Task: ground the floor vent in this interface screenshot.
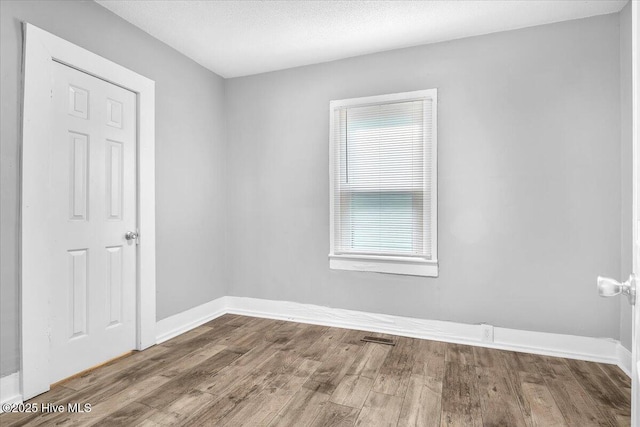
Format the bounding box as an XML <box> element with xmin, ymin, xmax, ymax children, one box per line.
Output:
<box><xmin>361</xmin><ymin>336</ymin><xmax>396</xmax><ymax>346</ymax></box>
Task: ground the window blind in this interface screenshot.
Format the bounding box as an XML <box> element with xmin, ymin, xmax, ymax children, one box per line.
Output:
<box><xmin>332</xmin><ymin>98</ymin><xmax>433</xmax><ymax>258</ymax></box>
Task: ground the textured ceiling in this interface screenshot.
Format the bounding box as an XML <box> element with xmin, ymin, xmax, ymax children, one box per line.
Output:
<box><xmin>96</xmin><ymin>0</ymin><xmax>627</xmax><ymax>78</ymax></box>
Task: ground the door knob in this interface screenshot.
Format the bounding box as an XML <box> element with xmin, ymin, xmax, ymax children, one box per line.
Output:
<box><xmin>125</xmin><ymin>231</ymin><xmax>138</xmax><ymax>241</ymax></box>
<box><xmin>597</xmin><ymin>274</ymin><xmax>636</xmax><ymax>305</ymax></box>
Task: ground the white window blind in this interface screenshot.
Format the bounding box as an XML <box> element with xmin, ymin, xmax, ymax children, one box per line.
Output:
<box><xmin>329</xmin><ymin>90</ymin><xmax>437</xmax><ymax>276</ymax></box>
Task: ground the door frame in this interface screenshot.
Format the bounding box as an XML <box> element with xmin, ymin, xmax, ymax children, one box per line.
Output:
<box><xmin>633</xmin><ymin>0</ymin><xmax>639</xmax><ymax>425</ymax></box>
<box><xmin>20</xmin><ymin>23</ymin><xmax>156</xmax><ymax>400</ymax></box>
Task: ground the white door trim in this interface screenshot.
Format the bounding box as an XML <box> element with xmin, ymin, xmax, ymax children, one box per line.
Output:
<box><xmin>632</xmin><ymin>1</ymin><xmax>639</xmax><ymax>425</ymax></box>
<box><xmin>20</xmin><ymin>23</ymin><xmax>156</xmax><ymax>400</ymax></box>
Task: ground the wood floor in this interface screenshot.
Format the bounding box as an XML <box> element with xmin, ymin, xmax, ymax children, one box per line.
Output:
<box><xmin>1</xmin><ymin>314</ymin><xmax>631</xmax><ymax>426</ymax></box>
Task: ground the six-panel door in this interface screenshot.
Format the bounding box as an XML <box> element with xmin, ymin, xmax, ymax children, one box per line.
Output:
<box><xmin>49</xmin><ymin>62</ymin><xmax>137</xmax><ymax>384</ymax></box>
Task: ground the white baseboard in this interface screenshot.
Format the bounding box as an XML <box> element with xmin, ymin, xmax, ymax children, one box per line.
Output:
<box><xmin>117</xmin><ymin>295</ymin><xmax>640</xmax><ymax>380</ymax></box>
<box><xmin>223</xmin><ymin>296</ymin><xmax>623</xmax><ymax>367</ymax></box>
<box><xmin>156</xmin><ymin>296</ymin><xmax>632</xmax><ymax>375</ymax></box>
<box><xmin>617</xmin><ymin>343</ymin><xmax>632</xmax><ymax>377</ymax></box>
<box><xmin>1</xmin><ymin>372</ymin><xmax>22</xmax><ymax>409</ymax></box>
<box><xmin>156</xmin><ymin>296</ymin><xmax>229</xmax><ymax>344</ymax></box>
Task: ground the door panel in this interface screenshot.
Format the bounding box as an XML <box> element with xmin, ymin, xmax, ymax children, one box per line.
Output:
<box><xmin>68</xmin><ymin>249</ymin><xmax>88</xmax><ymax>338</ymax></box>
<box><xmin>49</xmin><ymin>62</ymin><xmax>137</xmax><ymax>384</ymax></box>
<box><xmin>106</xmin><ymin>245</ymin><xmax>124</xmax><ymax>327</ymax></box>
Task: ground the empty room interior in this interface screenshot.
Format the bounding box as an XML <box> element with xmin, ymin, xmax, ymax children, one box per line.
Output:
<box><xmin>1</xmin><ymin>0</ymin><xmax>638</xmax><ymax>426</ymax></box>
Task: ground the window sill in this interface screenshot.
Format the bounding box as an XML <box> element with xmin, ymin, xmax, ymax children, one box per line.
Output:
<box><xmin>329</xmin><ymin>254</ymin><xmax>438</xmax><ymax>277</ymax></box>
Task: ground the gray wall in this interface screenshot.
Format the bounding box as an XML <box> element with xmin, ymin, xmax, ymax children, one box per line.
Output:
<box><xmin>0</xmin><ymin>0</ymin><xmax>228</xmax><ymax>376</ymax></box>
<box><xmin>619</xmin><ymin>1</ymin><xmax>633</xmax><ymax>351</ymax></box>
<box><xmin>225</xmin><ymin>14</ymin><xmax>623</xmax><ymax>339</ymax></box>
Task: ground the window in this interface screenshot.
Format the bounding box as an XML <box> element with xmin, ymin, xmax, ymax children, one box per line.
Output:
<box><xmin>329</xmin><ymin>89</ymin><xmax>438</xmax><ymax>276</ymax></box>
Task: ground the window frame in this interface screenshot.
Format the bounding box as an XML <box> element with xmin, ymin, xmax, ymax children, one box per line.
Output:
<box><xmin>328</xmin><ymin>89</ymin><xmax>438</xmax><ymax>277</ymax></box>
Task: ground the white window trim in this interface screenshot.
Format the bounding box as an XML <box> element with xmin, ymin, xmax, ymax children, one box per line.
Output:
<box><xmin>328</xmin><ymin>89</ymin><xmax>438</xmax><ymax>277</ymax></box>
<box><xmin>21</xmin><ymin>23</ymin><xmax>156</xmax><ymax>399</ymax></box>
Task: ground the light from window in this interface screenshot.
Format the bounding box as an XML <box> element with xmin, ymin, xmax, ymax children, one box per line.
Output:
<box><xmin>329</xmin><ymin>89</ymin><xmax>437</xmax><ymax>277</ymax></box>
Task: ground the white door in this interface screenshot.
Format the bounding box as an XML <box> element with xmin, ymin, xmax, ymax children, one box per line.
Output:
<box><xmin>48</xmin><ymin>61</ymin><xmax>137</xmax><ymax>384</ymax></box>
<box><xmin>598</xmin><ymin>3</ymin><xmax>639</xmax><ymax>425</ymax></box>
<box><xmin>633</xmin><ymin>2</ymin><xmax>639</xmax><ymax>425</ymax></box>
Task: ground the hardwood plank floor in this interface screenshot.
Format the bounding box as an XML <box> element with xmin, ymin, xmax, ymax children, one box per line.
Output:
<box><xmin>1</xmin><ymin>315</ymin><xmax>630</xmax><ymax>427</ymax></box>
